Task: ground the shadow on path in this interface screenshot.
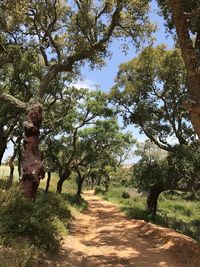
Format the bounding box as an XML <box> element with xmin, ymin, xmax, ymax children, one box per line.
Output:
<box><xmin>49</xmin><ymin>191</ymin><xmax>200</xmax><ymax>267</ymax></box>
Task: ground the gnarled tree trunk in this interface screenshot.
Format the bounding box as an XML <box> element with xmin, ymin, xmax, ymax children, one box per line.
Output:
<box><xmin>21</xmin><ymin>105</ymin><xmax>45</xmax><ymax>199</ymax></box>
<box><xmin>56</xmin><ymin>168</ymin><xmax>71</xmax><ymax>194</ymax></box>
<box><xmin>147</xmin><ymin>182</ymin><xmax>165</xmax><ymax>217</ymax></box>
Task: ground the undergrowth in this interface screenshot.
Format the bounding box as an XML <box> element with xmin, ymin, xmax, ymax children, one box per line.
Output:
<box><xmin>0</xmin><ymin>186</ymin><xmax>71</xmax><ymax>252</ymax></box>
<box><xmin>0</xmin><ymin>171</ymin><xmax>88</xmax><ymax>267</ymax></box>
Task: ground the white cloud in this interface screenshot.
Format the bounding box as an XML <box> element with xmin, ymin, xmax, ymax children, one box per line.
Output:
<box><xmin>70</xmin><ymin>79</ymin><xmax>101</xmax><ymax>90</ymax></box>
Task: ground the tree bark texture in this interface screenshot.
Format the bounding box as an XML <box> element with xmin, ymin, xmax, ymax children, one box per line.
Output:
<box><xmin>167</xmin><ymin>0</ymin><xmax>200</xmax><ymax>138</ymax></box>
<box><xmin>21</xmin><ymin>105</ymin><xmax>45</xmax><ymax>199</ymax></box>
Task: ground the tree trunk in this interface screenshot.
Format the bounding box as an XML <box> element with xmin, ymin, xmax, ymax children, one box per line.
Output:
<box><xmin>56</xmin><ymin>179</ymin><xmax>64</xmax><ymax>194</ymax></box>
<box><xmin>75</xmin><ymin>168</ymin><xmax>84</xmax><ymax>196</ymax></box>
<box><xmin>77</xmin><ymin>177</ymin><xmax>83</xmax><ymax>196</ymax></box>
<box><xmin>103</xmin><ymin>173</ymin><xmax>110</xmax><ymax>192</ymax></box>
<box><xmin>20</xmin><ymin>105</ymin><xmax>45</xmax><ymax>199</ymax></box>
<box><xmin>147</xmin><ymin>183</ymin><xmax>165</xmax><ymax>217</ymax></box>
<box><xmin>7</xmin><ymin>151</ymin><xmax>16</xmax><ymax>188</ymax></box>
<box><xmin>45</xmin><ymin>170</ymin><xmax>51</xmax><ymax>194</ymax></box>
<box><xmin>56</xmin><ymin>168</ymin><xmax>71</xmax><ymax>194</ymax></box>
<box><xmin>0</xmin><ymin>132</ymin><xmax>7</xmax><ymax>166</ymax></box>
<box><xmin>17</xmin><ymin>136</ymin><xmax>22</xmax><ymax>180</ymax></box>
<box><xmin>7</xmin><ymin>136</ymin><xmax>22</xmax><ymax>188</ymax></box>
<box><xmin>186</xmin><ymin>75</ymin><xmax>200</xmax><ymax>139</ymax></box>
<box><xmin>167</xmin><ymin>1</ymin><xmax>200</xmax><ymax>138</ymax></box>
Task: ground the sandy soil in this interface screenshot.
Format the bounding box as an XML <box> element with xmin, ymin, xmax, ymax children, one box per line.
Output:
<box><xmin>47</xmin><ymin>190</ymin><xmax>200</xmax><ymax>267</ymax></box>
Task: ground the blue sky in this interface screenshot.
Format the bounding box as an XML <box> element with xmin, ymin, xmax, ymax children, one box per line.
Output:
<box><xmin>2</xmin><ymin>0</ymin><xmax>174</xmax><ymax>163</ymax></box>
<box><xmin>77</xmin><ymin>0</ymin><xmax>174</xmax><ymax>151</ymax></box>
<box><xmin>80</xmin><ymin>0</ymin><xmax>174</xmax><ymax>92</ymax></box>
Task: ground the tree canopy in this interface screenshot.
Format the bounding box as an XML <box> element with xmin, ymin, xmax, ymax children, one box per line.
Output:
<box><xmin>111</xmin><ymin>46</ymin><xmax>195</xmax><ymax>151</ymax></box>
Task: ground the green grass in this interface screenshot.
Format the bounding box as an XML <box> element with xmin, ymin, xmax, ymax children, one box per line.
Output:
<box><xmin>0</xmin><ymin>165</ymin><xmax>77</xmax><ymax>195</ymax></box>
<box><xmin>99</xmin><ymin>186</ymin><xmax>200</xmax><ymax>244</ymax></box>
<box><xmin>0</xmin><ymin>165</ymin><xmax>18</xmax><ymax>180</ymax></box>
<box><xmin>0</xmin><ymin>165</ymin><xmax>88</xmax><ymax>266</ymax></box>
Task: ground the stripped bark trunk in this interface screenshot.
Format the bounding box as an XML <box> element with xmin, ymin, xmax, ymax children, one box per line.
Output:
<box><xmin>20</xmin><ymin>105</ymin><xmax>45</xmax><ymax>199</ymax></box>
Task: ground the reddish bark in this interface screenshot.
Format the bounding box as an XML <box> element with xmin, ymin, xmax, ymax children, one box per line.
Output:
<box><xmin>167</xmin><ymin>0</ymin><xmax>200</xmax><ymax>138</ymax></box>
<box><xmin>21</xmin><ymin>105</ymin><xmax>45</xmax><ymax>199</ymax></box>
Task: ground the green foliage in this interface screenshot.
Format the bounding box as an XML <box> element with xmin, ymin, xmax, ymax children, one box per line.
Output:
<box><xmin>111</xmin><ymin>46</ymin><xmax>194</xmax><ymax>150</ymax></box>
<box><xmin>94</xmin><ymin>185</ymin><xmax>106</xmax><ymax>195</ymax></box>
<box><xmin>41</xmin><ymin>87</ymin><xmax>135</xmax><ymax>194</ymax></box>
<box><xmin>0</xmin><ymin>0</ymin><xmax>153</xmax><ymax>98</ymax></box>
<box><xmin>0</xmin><ymin>178</ymin><xmax>9</xmax><ymax>190</ymax></box>
<box><xmin>133</xmin><ymin>159</ymin><xmax>168</xmax><ymax>193</ymax></box>
<box><xmin>167</xmin><ymin>143</ymin><xmax>200</xmax><ymax>191</ymax></box>
<box><xmin>109</xmin><ymin>167</ymin><xmax>133</xmax><ymax>187</ymax></box>
<box><xmin>121</xmin><ymin>191</ymin><xmax>130</xmax><ymax>199</ymax></box>
<box><xmin>0</xmin><ymin>186</ymin><xmax>71</xmax><ymax>252</ymax></box>
<box><xmin>133</xmin><ymin>142</ymin><xmax>200</xmax><ymax>194</ymax></box>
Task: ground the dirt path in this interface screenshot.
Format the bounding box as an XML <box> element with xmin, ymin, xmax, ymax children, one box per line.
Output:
<box><xmin>51</xmin><ymin>191</ymin><xmax>200</xmax><ymax>267</ymax></box>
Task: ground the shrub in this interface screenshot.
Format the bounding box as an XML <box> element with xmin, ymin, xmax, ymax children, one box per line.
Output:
<box><xmin>94</xmin><ymin>185</ymin><xmax>105</xmax><ymax>195</ymax></box>
<box><xmin>122</xmin><ymin>191</ymin><xmax>130</xmax><ymax>199</ymax></box>
<box><xmin>0</xmin><ymin>186</ymin><xmax>71</xmax><ymax>252</ymax></box>
<box><xmin>0</xmin><ymin>178</ymin><xmax>9</xmax><ymax>190</ymax></box>
<box><xmin>0</xmin><ymin>238</ymin><xmax>40</xmax><ymax>267</ymax></box>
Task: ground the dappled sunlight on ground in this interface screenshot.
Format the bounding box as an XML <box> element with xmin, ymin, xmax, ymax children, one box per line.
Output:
<box><xmin>46</xmin><ymin>190</ymin><xmax>200</xmax><ymax>267</ymax></box>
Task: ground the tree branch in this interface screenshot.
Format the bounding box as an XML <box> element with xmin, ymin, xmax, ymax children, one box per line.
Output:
<box><xmin>0</xmin><ymin>90</ymin><xmax>27</xmax><ymax>111</ymax></box>
<box><xmin>39</xmin><ymin>1</ymin><xmax>123</xmax><ymax>96</ymax></box>
<box><xmin>167</xmin><ymin>0</ymin><xmax>198</xmax><ymax>75</ymax></box>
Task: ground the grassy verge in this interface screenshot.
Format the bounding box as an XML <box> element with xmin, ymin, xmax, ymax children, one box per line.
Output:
<box><xmin>0</xmin><ymin>165</ymin><xmax>87</xmax><ymax>266</ymax></box>
<box><xmin>97</xmin><ymin>185</ymin><xmax>200</xmax><ymax>244</ymax></box>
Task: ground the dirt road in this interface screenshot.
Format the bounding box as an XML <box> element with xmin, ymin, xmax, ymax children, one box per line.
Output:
<box><xmin>53</xmin><ymin>191</ymin><xmax>200</xmax><ymax>267</ymax></box>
